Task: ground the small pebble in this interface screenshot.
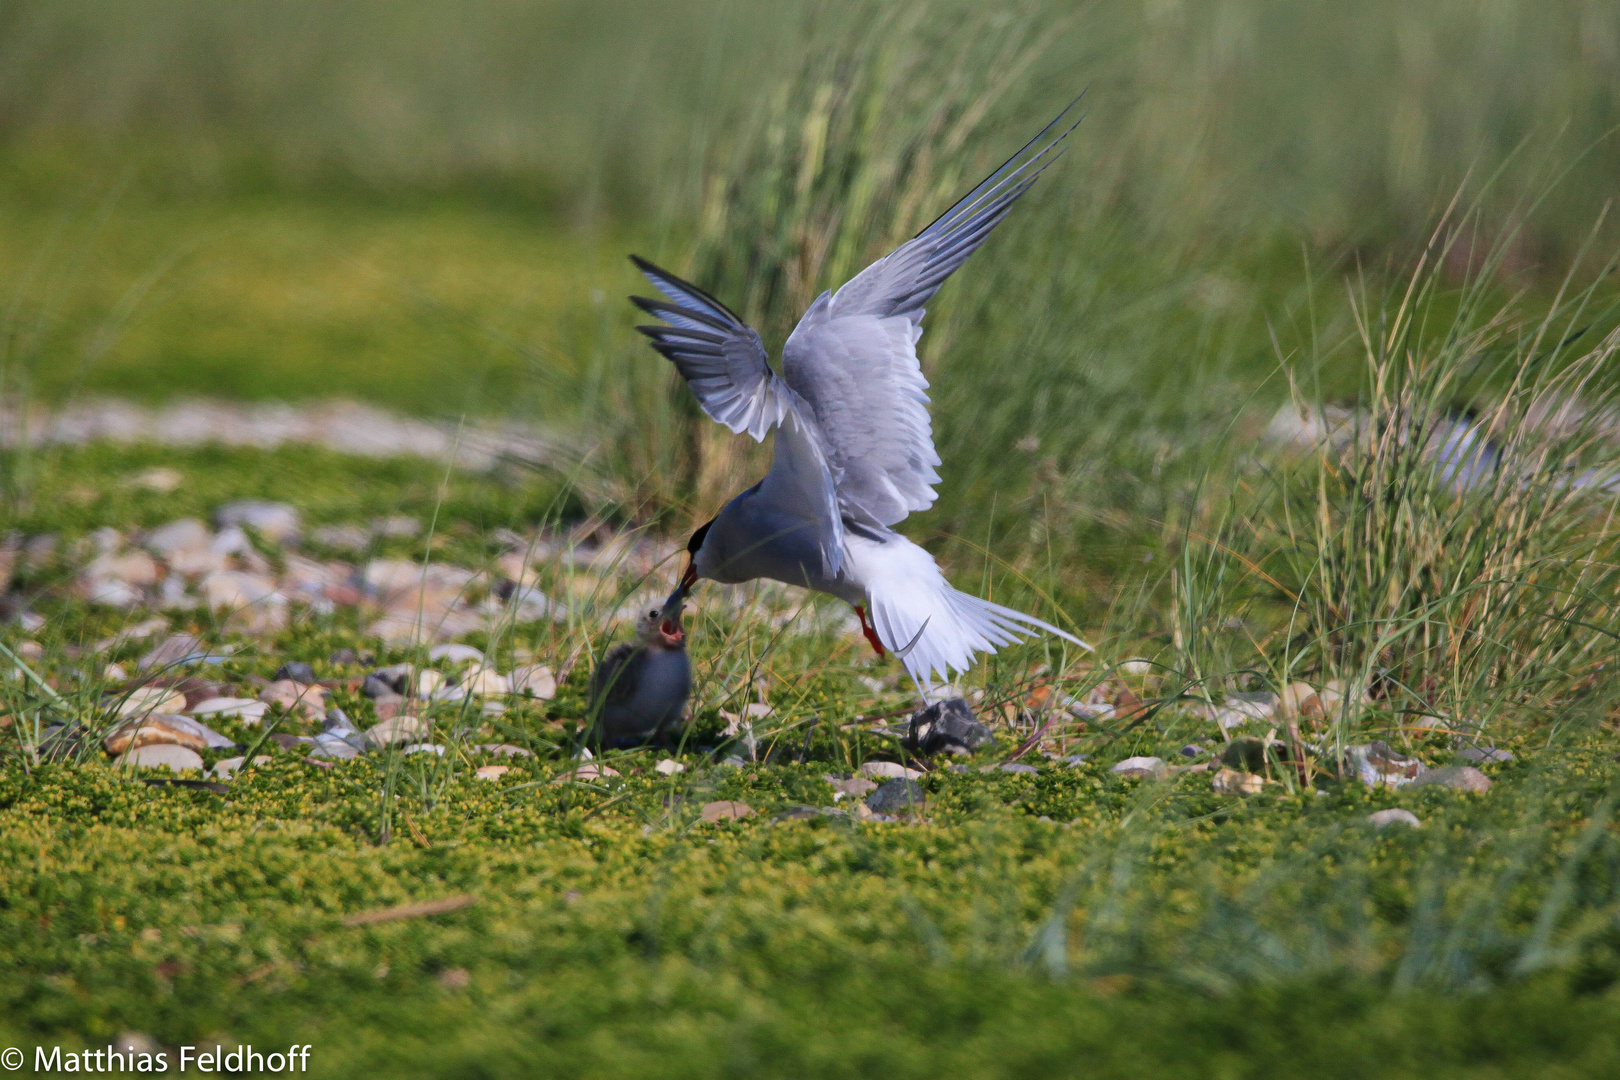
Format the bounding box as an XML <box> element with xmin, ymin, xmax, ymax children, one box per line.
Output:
<box><xmin>272</xmin><ymin>661</ymin><xmax>318</xmax><ymax>684</ymax></box>
<box><xmin>857</xmin><ymin>761</ymin><xmax>923</xmax><ymax>781</ymax></box>
<box><xmin>120</xmin><ymin>744</ymin><xmax>205</xmax><ymax>773</ymax></box>
<box><xmin>1368</xmin><ymin>808</ymin><xmax>1422</xmax><ymax>829</ymax></box>
<box><xmin>700</xmin><ymin>800</ymin><xmax>754</xmax><ymax>822</ymax></box>
<box><xmin>654</xmin><ymin>759</ymin><xmax>686</xmax><ymax>775</ymax></box>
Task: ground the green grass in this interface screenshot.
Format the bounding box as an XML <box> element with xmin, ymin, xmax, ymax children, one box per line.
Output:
<box><xmin>4</xmin><ymin>0</ymin><xmax>1620</xmax><ymax>1074</ymax></box>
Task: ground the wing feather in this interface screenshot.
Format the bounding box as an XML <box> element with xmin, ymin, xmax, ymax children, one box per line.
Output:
<box><xmin>782</xmin><ymin>103</ymin><xmax>1081</xmax><ymax>528</ymax></box>
<box><xmin>629</xmin><ymin>256</ymin><xmax>845</xmax><ymax>576</ymax></box>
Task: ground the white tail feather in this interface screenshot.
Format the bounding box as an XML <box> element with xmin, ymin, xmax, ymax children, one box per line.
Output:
<box><xmin>848</xmin><ymin>533</ymin><xmax>1089</xmax><ymax>687</ymax></box>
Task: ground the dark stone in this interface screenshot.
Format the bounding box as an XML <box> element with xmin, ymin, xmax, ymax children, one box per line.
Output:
<box><xmin>1179</xmin><ymin>744</ymin><xmax>1204</xmax><ymax>758</ymax></box>
<box><xmin>273</xmin><ymin>661</ymin><xmax>318</xmax><ymax>684</ymax></box>
<box><xmin>270</xmin><ymin>733</ymin><xmax>314</xmax><ymax>750</ymax></box>
<box><xmin>1457</xmin><ymin>745</ymin><xmax>1515</xmax><ymax>765</ymax></box>
<box><xmin>328</xmin><ymin>648</ymin><xmax>369</xmax><ymax>668</ymax></box>
<box><xmin>363</xmin><ymin>670</ymin><xmax>408</xmax><ymax>698</ymax></box>
<box><xmin>902</xmin><ymin>697</ymin><xmax>996</xmax><ymax>757</ymax></box>
<box><xmin>37</xmin><ymin>723</ymin><xmax>83</xmax><ymax>760</ymax></box>
<box><xmin>865</xmin><ymin>778</ymin><xmax>926</xmax><ymax>814</ymax></box>
<box><xmin>1222</xmin><ymin>736</ymin><xmax>1268</xmax><ymax>771</ymax></box>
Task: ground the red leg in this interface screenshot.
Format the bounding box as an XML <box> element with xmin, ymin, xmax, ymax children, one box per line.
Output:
<box><xmin>854</xmin><ymin>604</ymin><xmax>886</xmax><ymax>657</ymax></box>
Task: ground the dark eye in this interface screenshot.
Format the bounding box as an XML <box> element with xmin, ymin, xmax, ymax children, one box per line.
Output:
<box><xmin>648</xmin><ymin>610</ymin><xmax>657</xmax><ymax>617</ymax></box>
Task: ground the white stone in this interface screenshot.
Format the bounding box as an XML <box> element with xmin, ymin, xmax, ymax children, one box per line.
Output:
<box><xmin>216</xmin><ymin>500</ymin><xmax>301</xmax><ymax>543</ymax></box>
<box><xmin>1111</xmin><ymin>756</ymin><xmax>1166</xmax><ymax>776</ymax></box>
<box><xmin>210</xmin><ymin>755</ymin><xmax>272</xmax><ymax>779</ymax></box>
<box><xmin>475</xmin><ymin>764</ymin><xmax>510</xmax><ymax>780</ymax></box>
<box><xmin>114</xmin><ymin>686</ymin><xmax>188</xmax><ymax>718</ymax></box>
<box><xmin>858</xmin><ymin>761</ymin><xmax>923</xmax><ymax>781</ymax></box>
<box><xmin>508</xmin><ymin>664</ymin><xmax>556</xmax><ymax>699</ymax></box>
<box><xmin>142</xmin><ymin>518</ymin><xmax>212</xmax><ymax>557</ymax></box>
<box><xmin>201</xmin><ymin>570</ymin><xmax>281</xmax><ymax>611</ymax></box>
<box><xmin>363</xmin><ymin>714</ymin><xmax>428</xmax><ymax>749</ymax></box>
<box><xmin>188</xmin><ymin>697</ymin><xmax>269</xmax><ymax>724</ymax></box>
<box><xmin>120</xmin><ymin>744</ymin><xmax>204</xmax><ymax>773</ymax></box>
<box><xmin>403</xmin><ymin>743</ymin><xmax>444</xmax><ymax>755</ymax></box>
<box><xmin>1368</xmin><ymin>808</ymin><xmax>1422</xmax><ymax>829</ymax></box>
<box><xmin>429</xmin><ymin>643</ymin><xmax>484</xmax><ymax>664</ymax></box>
<box><xmin>654</xmin><ymin>759</ymin><xmax>686</xmax><ymax>775</ymax></box>
<box><xmin>1120</xmin><ymin>659</ymin><xmax>1155</xmax><ymax>676</ymax></box>
<box><xmin>84</xmin><ymin>577</ymin><xmax>143</xmax><ymax>609</ymax></box>
<box><xmin>461</xmin><ymin>667</ymin><xmax>509</xmax><ymax>696</ymax></box>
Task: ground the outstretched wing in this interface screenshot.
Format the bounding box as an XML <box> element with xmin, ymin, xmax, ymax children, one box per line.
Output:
<box><xmin>630</xmin><ymin>256</ymin><xmax>845</xmax><ymax>576</ymax></box>
<box><xmin>782</xmin><ymin>102</ymin><xmax>1081</xmax><ymax>529</ymax></box>
<box><xmin>630</xmin><ymin>255</ymin><xmax>790</xmax><ymax>442</ymax></box>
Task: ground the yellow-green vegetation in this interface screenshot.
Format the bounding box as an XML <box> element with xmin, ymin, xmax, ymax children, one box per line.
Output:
<box><xmin>4</xmin><ymin>0</ymin><xmax>1620</xmax><ymax>1075</ymax></box>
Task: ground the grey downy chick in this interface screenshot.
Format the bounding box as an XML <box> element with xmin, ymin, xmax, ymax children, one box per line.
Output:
<box><xmin>586</xmin><ymin>583</ymin><xmax>691</xmax><ymax>748</ymax></box>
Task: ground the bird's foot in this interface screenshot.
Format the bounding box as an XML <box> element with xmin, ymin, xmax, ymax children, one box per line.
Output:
<box><xmin>854</xmin><ymin>604</ymin><xmax>886</xmax><ymax>657</ymax></box>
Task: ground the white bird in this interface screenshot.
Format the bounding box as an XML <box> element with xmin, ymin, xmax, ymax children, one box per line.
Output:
<box><xmin>631</xmin><ymin>105</ymin><xmax>1089</xmax><ymax>689</ymax></box>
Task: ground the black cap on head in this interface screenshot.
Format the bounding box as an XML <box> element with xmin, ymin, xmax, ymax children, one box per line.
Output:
<box><xmin>687</xmin><ymin>518</ymin><xmax>713</xmax><ymax>556</ymax></box>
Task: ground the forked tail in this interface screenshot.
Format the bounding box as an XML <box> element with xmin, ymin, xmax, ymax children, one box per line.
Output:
<box><xmin>856</xmin><ymin>535</ymin><xmax>1089</xmax><ymax>690</ymax></box>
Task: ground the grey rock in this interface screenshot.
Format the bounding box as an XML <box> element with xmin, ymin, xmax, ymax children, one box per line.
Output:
<box><xmin>865</xmin><ymin>778</ymin><xmax>926</xmax><ymax>814</ymax></box>
<box><xmin>373</xmin><ymin>515</ymin><xmax>422</xmax><ymax>538</ymax></box>
<box><xmin>310</xmin><ymin>524</ymin><xmax>371</xmax><ymax>553</ymax></box>
<box><xmin>1224</xmin><ymin>691</ymin><xmax>1278</xmax><ymax>720</ymax></box>
<box><xmin>1179</xmin><ymin>744</ymin><xmax>1204</xmax><ymax>758</ymax></box>
<box><xmin>364</xmin><ymin>664</ymin><xmax>412</xmax><ymax>697</ymax></box>
<box><xmin>1368</xmin><ymin>808</ymin><xmax>1422</xmax><ymax>829</ymax></box>
<box><xmin>429</xmin><ymin>643</ymin><xmax>484</xmax><ymax>664</ymax></box>
<box><xmin>998</xmin><ymin>762</ymin><xmax>1040</xmax><ymax>775</ymax></box>
<box><xmin>1410</xmin><ymin>765</ymin><xmax>1493</xmax><ymax>794</ymax></box>
<box><xmin>274</xmin><ymin>661</ymin><xmax>319</xmax><ymax>684</ymax></box>
<box><xmin>138</xmin><ymin>633</ymin><xmax>207</xmax><ymax>671</ymax></box>
<box><xmin>121</xmin><ymin>743</ymin><xmax>205</xmax><ymax>773</ymax></box>
<box><xmin>142</xmin><ymin>518</ymin><xmax>212</xmax><ymax>557</ymax></box>
<box><xmin>328</xmin><ymin>648</ymin><xmax>366</xmax><ymax>667</ymax></box>
<box><xmin>1111</xmin><ymin>756</ymin><xmax>1166</xmax><ymax>778</ymax></box>
<box><xmin>1457</xmin><ymin>746</ymin><xmax>1515</xmax><ymax>765</ymax></box>
<box><xmin>216</xmin><ymin>500</ymin><xmax>301</xmax><ymax>544</ymax></box>
<box><xmin>37</xmin><ymin>723</ymin><xmax>83</xmax><ymax>759</ymax></box>
<box><xmin>309</xmin><ymin>732</ymin><xmax>362</xmax><ymax>760</ymax></box>
<box><xmin>1060</xmin><ymin>755</ymin><xmax>1089</xmax><ymax>767</ymax></box>
<box><xmin>403</xmin><ymin>743</ymin><xmax>445</xmax><ymax>755</ymax></box>
<box><xmin>324</xmin><ymin>708</ymin><xmax>361</xmax><ymax>738</ymax></box>
<box><xmin>902</xmin><ymin>697</ymin><xmax>996</xmax><ymax>757</ymax></box>
<box><xmin>720</xmin><ymin>755</ymin><xmax>748</xmax><ymax>768</ymax></box>
<box><xmin>825</xmin><ymin>775</ymin><xmax>878</xmax><ymax>801</ymax></box>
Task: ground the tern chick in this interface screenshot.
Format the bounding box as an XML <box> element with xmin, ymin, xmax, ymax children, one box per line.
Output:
<box><xmin>586</xmin><ymin>584</ymin><xmax>691</xmax><ymax>748</ymax></box>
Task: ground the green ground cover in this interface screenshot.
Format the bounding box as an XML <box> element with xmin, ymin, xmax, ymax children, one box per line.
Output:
<box><xmin>3</xmin><ymin>0</ymin><xmax>1620</xmax><ymax>1075</ymax></box>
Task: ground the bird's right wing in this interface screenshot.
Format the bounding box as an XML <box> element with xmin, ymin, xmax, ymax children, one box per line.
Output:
<box><xmin>782</xmin><ymin>102</ymin><xmax>1081</xmax><ymax>530</ymax></box>
<box><xmin>631</xmin><ymin>256</ymin><xmax>845</xmax><ymax>576</ymax></box>
<box><xmin>630</xmin><ymin>255</ymin><xmax>792</xmax><ymax>442</ymax></box>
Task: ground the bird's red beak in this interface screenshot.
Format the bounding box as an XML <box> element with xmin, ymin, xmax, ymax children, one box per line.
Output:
<box><xmin>659</xmin><ymin>619</ymin><xmax>684</xmax><ymax>646</ymax></box>
<box><xmin>680</xmin><ymin>561</ymin><xmax>698</xmax><ymax>591</ymax></box>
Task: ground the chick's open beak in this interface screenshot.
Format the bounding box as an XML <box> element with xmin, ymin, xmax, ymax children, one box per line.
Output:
<box><xmin>658</xmin><ymin>579</ymin><xmax>689</xmax><ymax>646</ymax></box>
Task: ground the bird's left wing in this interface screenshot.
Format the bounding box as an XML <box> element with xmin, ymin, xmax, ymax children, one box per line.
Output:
<box><xmin>630</xmin><ymin>255</ymin><xmax>791</xmax><ymax>442</ymax></box>
<box><xmin>631</xmin><ymin>256</ymin><xmax>844</xmax><ymax>576</ymax></box>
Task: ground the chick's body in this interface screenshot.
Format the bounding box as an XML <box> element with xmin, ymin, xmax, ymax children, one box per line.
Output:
<box><xmin>588</xmin><ymin>602</ymin><xmax>691</xmax><ymax>747</ymax></box>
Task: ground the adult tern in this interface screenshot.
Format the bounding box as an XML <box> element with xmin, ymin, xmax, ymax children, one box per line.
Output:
<box><xmin>631</xmin><ymin>105</ymin><xmax>1089</xmax><ymax>688</ymax></box>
